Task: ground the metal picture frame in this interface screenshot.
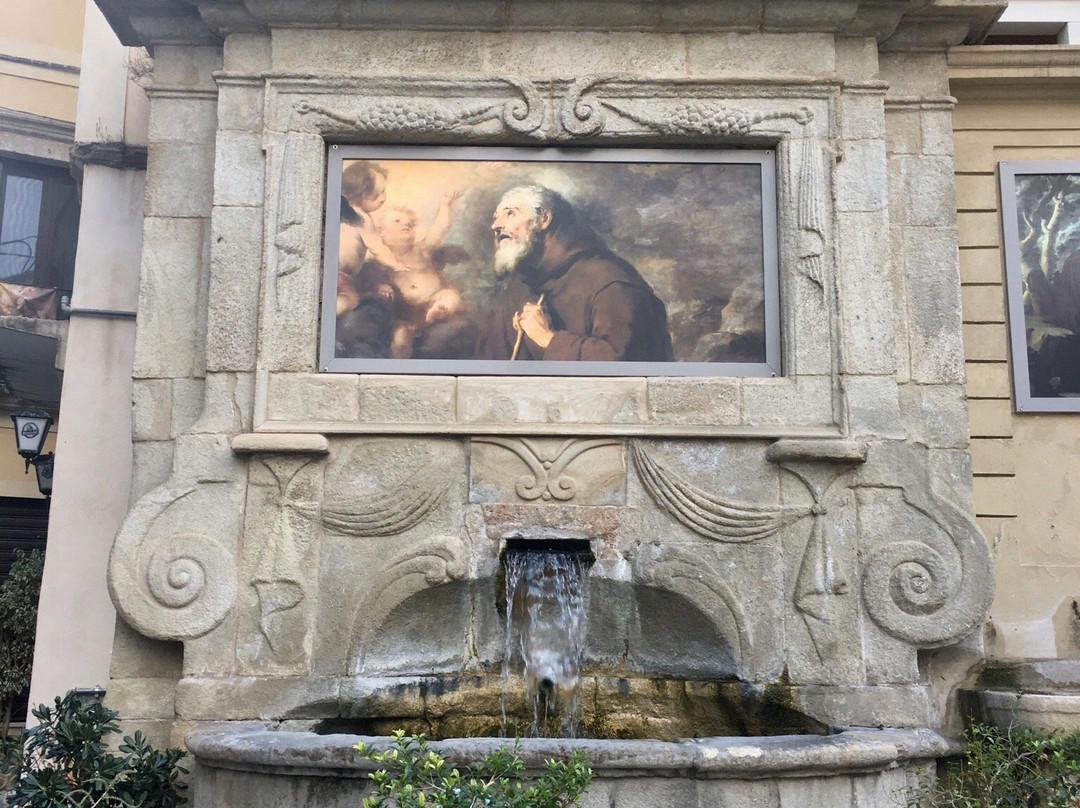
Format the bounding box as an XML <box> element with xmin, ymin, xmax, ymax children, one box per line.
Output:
<box><xmin>1000</xmin><ymin>160</ymin><xmax>1080</xmax><ymax>412</ymax></box>
<box><xmin>320</xmin><ymin>145</ymin><xmax>780</xmax><ymax>377</ymax></box>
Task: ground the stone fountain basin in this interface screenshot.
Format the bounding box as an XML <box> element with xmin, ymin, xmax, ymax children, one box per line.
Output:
<box><xmin>186</xmin><ymin>725</ymin><xmax>956</xmax><ymax>808</ymax></box>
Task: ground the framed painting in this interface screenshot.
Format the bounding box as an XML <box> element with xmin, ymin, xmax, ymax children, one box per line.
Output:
<box><xmin>1000</xmin><ymin>161</ymin><xmax>1080</xmax><ymax>412</ymax></box>
<box><xmin>320</xmin><ymin>145</ymin><xmax>780</xmax><ymax>377</ymax></box>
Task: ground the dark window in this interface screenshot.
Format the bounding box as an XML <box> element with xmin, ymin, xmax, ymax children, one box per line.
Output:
<box><xmin>983</xmin><ymin>34</ymin><xmax>1061</xmax><ymax>45</ymax></box>
<box><xmin>0</xmin><ymin>496</ymin><xmax>47</xmax><ymax>725</ymax></box>
<box><xmin>0</xmin><ymin>496</ymin><xmax>48</xmax><ymax>579</ymax></box>
<box><xmin>0</xmin><ymin>158</ymin><xmax>79</xmax><ymax>296</ymax></box>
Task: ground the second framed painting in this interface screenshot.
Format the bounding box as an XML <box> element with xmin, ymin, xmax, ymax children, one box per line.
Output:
<box><xmin>320</xmin><ymin>146</ymin><xmax>780</xmax><ymax>377</ymax></box>
<box><xmin>1000</xmin><ymin>161</ymin><xmax>1080</xmax><ymax>412</ymax></box>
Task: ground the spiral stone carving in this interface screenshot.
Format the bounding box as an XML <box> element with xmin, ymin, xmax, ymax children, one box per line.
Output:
<box><xmin>146</xmin><ymin>529</ymin><xmax>235</xmax><ymax>617</ymax></box>
<box><xmin>109</xmin><ymin>478</ymin><xmax>242</xmax><ymax>642</ymax></box>
<box><xmin>560</xmin><ymin>76</ymin><xmax>610</xmax><ymax>136</ymax></box>
<box><xmin>861</xmin><ymin>500</ymin><xmax>991</xmax><ymax>647</ymax></box>
<box><xmin>863</xmin><ymin>540</ymin><xmax>956</xmax><ymax>644</ymax></box>
<box><xmin>500</xmin><ymin>77</ymin><xmax>545</xmax><ymax>135</ymax></box>
<box><xmin>148</xmin><ymin>548</ymin><xmax>204</xmax><ymax>608</ymax></box>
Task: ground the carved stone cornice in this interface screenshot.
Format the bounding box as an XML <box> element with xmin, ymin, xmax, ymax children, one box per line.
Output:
<box><xmin>949</xmin><ymin>46</ymin><xmax>1080</xmax><ymax>104</ymax></box>
<box><xmin>94</xmin><ymin>0</ymin><xmax>1007</xmax><ymax>50</ymax></box>
<box><xmin>70</xmin><ymin>142</ymin><xmax>148</xmax><ymax>172</ymax></box>
<box><xmin>0</xmin><ymin>109</ymin><xmax>74</xmax><ymax>149</ymax></box>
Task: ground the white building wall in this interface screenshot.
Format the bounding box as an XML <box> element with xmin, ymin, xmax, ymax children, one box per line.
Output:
<box><xmin>27</xmin><ymin>2</ymin><xmax>146</xmax><ymax>708</ymax></box>
<box><xmin>997</xmin><ymin>0</ymin><xmax>1080</xmax><ymax>41</ymax></box>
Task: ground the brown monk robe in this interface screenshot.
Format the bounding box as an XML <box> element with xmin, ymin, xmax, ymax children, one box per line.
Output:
<box><xmin>477</xmin><ymin>186</ymin><xmax>673</xmax><ymax>362</ymax></box>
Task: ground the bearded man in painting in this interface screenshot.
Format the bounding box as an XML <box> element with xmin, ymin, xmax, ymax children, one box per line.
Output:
<box><xmin>476</xmin><ymin>185</ymin><xmax>673</xmax><ymax>362</ymax></box>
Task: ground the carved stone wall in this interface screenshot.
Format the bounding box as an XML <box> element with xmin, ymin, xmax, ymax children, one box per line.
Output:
<box><xmin>101</xmin><ymin>0</ymin><xmax>1002</xmax><ymax>745</ymax></box>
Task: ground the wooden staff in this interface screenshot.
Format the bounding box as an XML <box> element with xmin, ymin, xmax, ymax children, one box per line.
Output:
<box><xmin>510</xmin><ymin>293</ymin><xmax>545</xmax><ymax>361</ymax></box>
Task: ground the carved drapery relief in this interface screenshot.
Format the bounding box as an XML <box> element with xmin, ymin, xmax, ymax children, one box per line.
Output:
<box><xmin>245</xmin><ymin>457</ymin><xmax>320</xmax><ymax>666</ymax></box>
<box><xmin>796</xmin><ymin>138</ymin><xmax>826</xmax><ymax>288</ymax></box>
<box><xmin>347</xmin><ymin>535</ymin><xmax>469</xmax><ymax>674</ymax></box>
<box><xmin>765</xmin><ymin>442</ymin><xmax>867</xmax><ymax>664</ymax></box>
<box><xmin>322</xmin><ymin>468</ymin><xmax>448</xmax><ymax>537</ymax></box>
<box><xmin>470</xmin><ymin>437</ymin><xmax>624</xmax><ymax>504</ymax></box>
<box><xmin>631</xmin><ymin>439</ymin><xmax>991</xmax><ymax>665</ymax></box>
<box><xmin>631</xmin><ymin>442</ymin><xmax>807</xmax><ymax>542</ymax></box>
<box><xmin>274</xmin><ymin>131</ymin><xmax>305</xmax><ymax>287</ymax></box>
<box><xmin>270</xmin><ymin>130</ymin><xmax>324</xmax><ymax>320</ymax></box>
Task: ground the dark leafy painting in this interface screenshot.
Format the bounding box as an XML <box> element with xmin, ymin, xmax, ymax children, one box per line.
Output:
<box><xmin>320</xmin><ymin>147</ymin><xmax>779</xmax><ymax>376</ymax></box>
<box><xmin>1001</xmin><ymin>162</ymin><xmax>1080</xmax><ymax>411</ymax></box>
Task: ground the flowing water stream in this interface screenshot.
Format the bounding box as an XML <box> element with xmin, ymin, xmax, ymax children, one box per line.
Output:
<box><xmin>502</xmin><ymin>546</ymin><xmax>590</xmax><ymax>737</ymax></box>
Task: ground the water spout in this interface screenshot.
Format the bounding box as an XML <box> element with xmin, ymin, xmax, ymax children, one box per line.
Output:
<box><xmin>502</xmin><ymin>540</ymin><xmax>591</xmax><ymax>737</ymax></box>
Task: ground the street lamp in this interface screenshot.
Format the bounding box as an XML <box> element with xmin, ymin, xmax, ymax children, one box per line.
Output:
<box><xmin>10</xmin><ymin>408</ymin><xmax>55</xmax><ymax>497</ymax></box>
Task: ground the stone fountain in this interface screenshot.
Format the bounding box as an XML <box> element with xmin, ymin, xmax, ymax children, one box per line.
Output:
<box><xmin>94</xmin><ymin>1</ymin><xmax>1004</xmax><ymax>806</ymax></box>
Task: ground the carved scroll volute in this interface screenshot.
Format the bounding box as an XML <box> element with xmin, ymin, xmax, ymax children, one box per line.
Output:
<box><xmin>859</xmin><ymin>450</ymin><xmax>994</xmax><ymax>648</ymax></box>
<box><xmin>108</xmin><ymin>442</ymin><xmax>246</xmax><ymax>641</ymax></box>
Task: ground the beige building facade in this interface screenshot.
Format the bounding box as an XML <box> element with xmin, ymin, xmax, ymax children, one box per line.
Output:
<box><xmin>0</xmin><ymin>0</ymin><xmax>148</xmax><ymax>715</ymax></box>
<box><xmin>0</xmin><ymin>0</ymin><xmax>81</xmax><ymax>503</ymax></box>
<box><xmin>950</xmin><ymin>42</ymin><xmax>1080</xmax><ymax>691</ymax></box>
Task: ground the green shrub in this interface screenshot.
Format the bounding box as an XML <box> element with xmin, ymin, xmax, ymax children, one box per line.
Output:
<box><xmin>911</xmin><ymin>722</ymin><xmax>1080</xmax><ymax>808</ymax></box>
<box><xmin>0</xmin><ymin>550</ymin><xmax>44</xmax><ymax>736</ymax></box>
<box><xmin>355</xmin><ymin>730</ymin><xmax>592</xmax><ymax>808</ymax></box>
<box><xmin>6</xmin><ymin>692</ymin><xmax>187</xmax><ymax>807</ymax></box>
